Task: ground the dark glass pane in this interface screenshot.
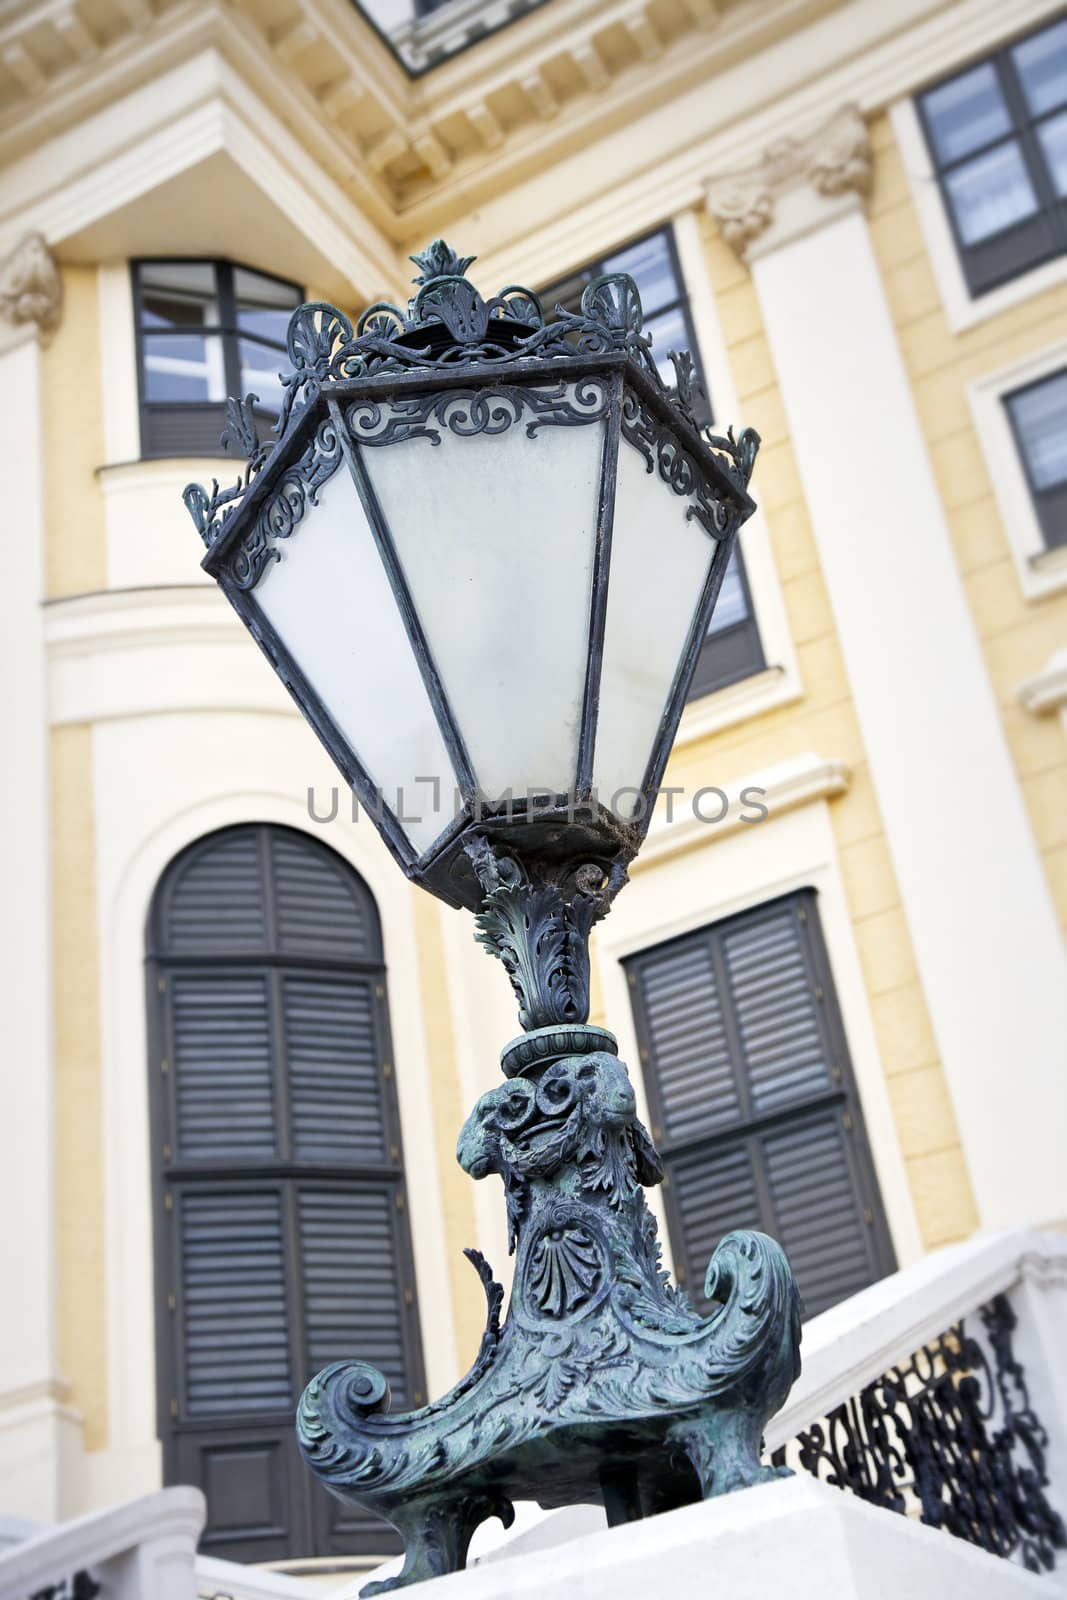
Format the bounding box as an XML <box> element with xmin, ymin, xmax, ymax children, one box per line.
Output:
<box><xmin>1037</xmin><ymin>109</ymin><xmax>1067</xmax><ymax>195</ymax></box>
<box><xmin>235</xmin><ymin>266</ymin><xmax>301</xmax><ymax>344</ymax></box>
<box><xmin>141</xmin><ymin>261</ymin><xmax>219</xmax><ymax>330</ymax></box>
<box><xmin>706</xmin><ymin>548</ymin><xmax>749</xmax><ymax>636</ymax></box>
<box><xmin>923</xmin><ymin>62</ymin><xmax>1012</xmax><ymax>164</ymax></box>
<box><xmin>240</xmin><ymin>339</ymin><xmax>287</xmax><ymax>414</ymax></box>
<box><xmin>944</xmin><ymin>141</ymin><xmax>1039</xmax><ymax>243</ymax></box>
<box><xmin>644</xmin><ymin>305</ymin><xmax>690</xmax><ymax>386</ymax></box>
<box><xmin>602</xmin><ymin>230</ymin><xmax>677</xmax><ymax>314</ymax></box>
<box><xmin>143</xmin><ymin>330</ymin><xmax>226</xmax><ymax>402</ymax></box>
<box><xmin>1008</xmin><ymin>370</ymin><xmax>1067</xmax><ymax>490</ymax></box>
<box><xmin>1013</xmin><ymin>18</ymin><xmax>1067</xmax><ymax>117</ymax></box>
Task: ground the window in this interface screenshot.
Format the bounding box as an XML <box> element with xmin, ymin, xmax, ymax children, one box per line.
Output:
<box><xmin>1005</xmin><ymin>365</ymin><xmax>1067</xmax><ymax>547</ymax></box>
<box><xmin>147</xmin><ymin>825</ymin><xmax>424</xmax><ymax>1563</ymax></box>
<box><xmin>544</xmin><ymin>227</ymin><xmax>765</xmax><ymax>698</ymax></box>
<box><xmin>918</xmin><ymin>17</ymin><xmax>1067</xmax><ymax>296</ymax></box>
<box><xmin>133</xmin><ymin>259</ymin><xmax>302</xmax><ymax>458</ymax></box>
<box><xmin>625</xmin><ymin>890</ymin><xmax>894</xmax><ymax>1319</ymax></box>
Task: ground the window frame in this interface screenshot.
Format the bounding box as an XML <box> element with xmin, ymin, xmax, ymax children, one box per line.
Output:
<box><xmin>146</xmin><ymin>823</ymin><xmax>425</xmax><ymax>1563</ymax></box>
<box><xmin>542</xmin><ymin>223</ymin><xmax>766</xmax><ymax>701</ymax></box>
<box><xmin>967</xmin><ymin>335</ymin><xmax>1067</xmax><ymax>599</ymax></box>
<box><xmin>624</xmin><ymin>888</ymin><xmax>896</xmax><ymax>1316</ymax></box>
<box><xmin>916</xmin><ymin>17</ymin><xmax>1067</xmax><ymax>299</ymax></box>
<box><xmin>1003</xmin><ymin>366</ymin><xmax>1067</xmax><ymax>550</ymax></box>
<box><xmin>131</xmin><ymin>257</ymin><xmax>303</xmax><ymax>460</ymax></box>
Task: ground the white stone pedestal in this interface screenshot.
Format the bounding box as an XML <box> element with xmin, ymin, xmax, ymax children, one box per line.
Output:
<box><xmin>398</xmin><ymin>1477</ymin><xmax>1053</xmax><ymax>1599</ymax></box>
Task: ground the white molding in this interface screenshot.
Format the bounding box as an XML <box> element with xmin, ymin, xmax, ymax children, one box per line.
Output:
<box><xmin>91</xmin><ymin>745</ymin><xmax>459</xmax><ymax>1503</ymax></box>
<box><xmin>595</xmin><ymin>789</ymin><xmax>924</xmax><ymax>1276</ymax></box>
<box><xmin>1019</xmin><ymin>649</ymin><xmax>1067</xmax><ymax>717</ymax></box>
<box><xmin>636</xmin><ymin>752</ymin><xmax>851</xmax><ymax>869</ymax></box>
<box><xmin>44</xmin><ymin>585</ymin><xmax>289</xmax><ymax>725</ymax></box>
<box><xmin>967</xmin><ymin>338</ymin><xmax>1067</xmax><ymax>602</ymax></box>
<box><xmin>670</xmin><ymin>206</ymin><xmax>802</xmax><ymax>730</ymax></box>
<box><xmin>889</xmin><ymin>94</ymin><xmax>1067</xmax><ymax>336</ymax></box>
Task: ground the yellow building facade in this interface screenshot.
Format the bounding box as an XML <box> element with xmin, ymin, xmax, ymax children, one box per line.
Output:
<box><xmin>2</xmin><ymin>0</ymin><xmax>1066</xmax><ymax>1577</ymax></box>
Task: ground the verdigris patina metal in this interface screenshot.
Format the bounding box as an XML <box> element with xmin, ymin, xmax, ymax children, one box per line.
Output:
<box><xmin>298</xmin><ymin>839</ymin><xmax>802</xmax><ymax>1593</ymax></box>
<box><xmin>183</xmin><ymin>240</ymin><xmax>802</xmax><ymax>1590</ymax></box>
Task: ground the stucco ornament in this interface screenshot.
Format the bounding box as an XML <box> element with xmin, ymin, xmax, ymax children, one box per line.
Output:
<box><xmin>0</xmin><ymin>232</ymin><xmax>62</xmax><ymax>341</ymax></box>
<box><xmin>298</xmin><ymin>838</ymin><xmax>802</xmax><ymax>1594</ymax></box>
<box><xmin>705</xmin><ymin>104</ymin><xmax>872</xmax><ymax>258</ymax></box>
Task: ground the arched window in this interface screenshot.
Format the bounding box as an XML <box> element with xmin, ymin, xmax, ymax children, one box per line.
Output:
<box><xmin>146</xmin><ymin>824</ymin><xmax>425</xmax><ymax>1564</ymax></box>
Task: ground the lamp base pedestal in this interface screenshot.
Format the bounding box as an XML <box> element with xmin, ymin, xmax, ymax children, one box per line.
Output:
<box><xmin>298</xmin><ymin>1026</ymin><xmax>801</xmax><ymax>1595</ymax></box>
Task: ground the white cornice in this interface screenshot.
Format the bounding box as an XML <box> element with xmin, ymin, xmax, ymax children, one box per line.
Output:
<box><xmin>0</xmin><ymin>46</ymin><xmax>405</xmax><ymax>301</ymax></box>
<box><xmin>0</xmin><ymin>0</ymin><xmax>1062</xmax><ymax>265</ymax></box>
<box><xmin>634</xmin><ymin>752</ymin><xmax>851</xmax><ymax>871</ymax></box>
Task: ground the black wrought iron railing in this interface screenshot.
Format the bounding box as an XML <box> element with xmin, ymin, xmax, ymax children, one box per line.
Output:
<box><xmin>29</xmin><ymin>1574</ymin><xmax>100</xmax><ymax>1600</ymax></box>
<box><xmin>771</xmin><ymin>1294</ymin><xmax>1066</xmax><ymax>1574</ymax></box>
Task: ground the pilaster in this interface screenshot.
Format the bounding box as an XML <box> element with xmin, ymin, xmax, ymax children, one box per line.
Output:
<box><xmin>704</xmin><ymin>110</ymin><xmax>1067</xmax><ymax>1231</ymax></box>
<box><xmin>0</xmin><ymin>233</ymin><xmax>84</xmax><ymax>1517</ymax></box>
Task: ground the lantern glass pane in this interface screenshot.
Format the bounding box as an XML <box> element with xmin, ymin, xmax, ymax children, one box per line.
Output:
<box><xmin>361</xmin><ymin>395</ymin><xmax>604</xmax><ymax>802</ymax></box>
<box><xmin>252</xmin><ymin>461</ymin><xmax>458</xmax><ymax>854</ymax></box>
<box><xmin>593</xmin><ymin>435</ymin><xmax>715</xmax><ymax>819</ymax></box>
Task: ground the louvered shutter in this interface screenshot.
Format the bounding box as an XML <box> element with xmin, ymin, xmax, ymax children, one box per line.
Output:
<box><xmin>149</xmin><ymin>825</ymin><xmax>424</xmax><ymax>1564</ymax></box>
<box><xmin>627</xmin><ymin>890</ymin><xmax>893</xmax><ymax>1320</ymax></box>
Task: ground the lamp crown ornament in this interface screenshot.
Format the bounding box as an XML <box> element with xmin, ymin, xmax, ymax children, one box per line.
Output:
<box><xmin>184</xmin><ymin>242</ymin><xmax>800</xmax><ymax>1593</ymax></box>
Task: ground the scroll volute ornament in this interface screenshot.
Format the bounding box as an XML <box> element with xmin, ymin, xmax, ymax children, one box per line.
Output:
<box><xmin>0</xmin><ymin>232</ymin><xmax>62</xmax><ymax>342</ymax></box>
<box><xmin>705</xmin><ymin>104</ymin><xmax>872</xmax><ymax>259</ymax></box>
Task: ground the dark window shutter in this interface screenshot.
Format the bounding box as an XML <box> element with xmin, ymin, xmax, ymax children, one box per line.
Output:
<box><xmin>284</xmin><ymin>975</ymin><xmax>387</xmax><ymax>1162</ymax></box>
<box><xmin>148</xmin><ymin>824</ymin><xmax>424</xmax><ymax>1564</ymax></box>
<box><xmin>170</xmin><ymin>971</ymin><xmax>276</xmax><ymax>1159</ymax></box>
<box><xmin>180</xmin><ymin>1189</ymin><xmax>292</xmax><ymax>1417</ymax></box>
<box><xmin>626</xmin><ymin>889</ymin><xmax>894</xmax><ymax>1320</ymax></box>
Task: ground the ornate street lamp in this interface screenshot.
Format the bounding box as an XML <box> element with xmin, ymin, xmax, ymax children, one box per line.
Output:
<box><xmin>186</xmin><ymin>241</ymin><xmax>800</xmax><ymax>1595</ymax></box>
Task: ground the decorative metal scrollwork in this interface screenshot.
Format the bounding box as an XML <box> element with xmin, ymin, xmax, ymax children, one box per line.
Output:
<box><xmin>344</xmin><ymin>377</ymin><xmax>612</xmax><ymax>450</ymax></box>
<box><xmin>620</xmin><ymin>389</ymin><xmax>738</xmax><ymax>539</ymax></box>
<box><xmin>229</xmin><ymin>413</ymin><xmax>343</xmax><ymax>590</ymax></box>
<box><xmin>183</xmin><ymin>238</ymin><xmax>757</xmax><ymax>551</ymax></box>
<box><xmin>774</xmin><ymin>1293</ymin><xmax>1066</xmax><ymax>1575</ymax></box>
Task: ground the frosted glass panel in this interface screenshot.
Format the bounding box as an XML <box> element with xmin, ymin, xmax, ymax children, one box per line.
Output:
<box><xmin>594</xmin><ymin>435</ymin><xmax>715</xmax><ymax>819</ymax></box>
<box><xmin>253</xmin><ymin>462</ymin><xmax>457</xmax><ymax>854</ymax></box>
<box><xmin>362</xmin><ymin>397</ymin><xmax>603</xmax><ymax>801</ymax></box>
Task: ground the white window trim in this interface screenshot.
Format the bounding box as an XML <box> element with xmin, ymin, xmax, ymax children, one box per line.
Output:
<box><xmin>889</xmin><ymin>95</ymin><xmax>1067</xmax><ymax>337</ymax></box>
<box><xmin>968</xmin><ymin>336</ymin><xmax>1067</xmax><ymax>601</ymax></box>
<box><xmin>670</xmin><ymin>208</ymin><xmax>802</xmax><ymax>741</ymax></box>
<box><xmin>98</xmin><ymin>262</ymin><xmax>141</xmax><ymax>466</ymax></box>
<box><xmin>593</xmin><ymin>780</ymin><xmax>924</xmax><ymax>1278</ymax></box>
<box><xmin>89</xmin><ymin>771</ymin><xmax>459</xmax><ymax>1507</ymax></box>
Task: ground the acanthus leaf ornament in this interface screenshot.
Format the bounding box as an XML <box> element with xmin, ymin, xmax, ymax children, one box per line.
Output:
<box><xmin>463</xmin><ymin>836</ymin><xmax>618</xmax><ymax>1033</ymax></box>
<box><xmin>0</xmin><ymin>232</ymin><xmax>62</xmax><ymax>342</ymax></box>
<box><xmin>705</xmin><ymin>104</ymin><xmax>872</xmax><ymax>260</ymax></box>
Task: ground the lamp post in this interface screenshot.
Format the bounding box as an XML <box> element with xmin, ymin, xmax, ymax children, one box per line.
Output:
<box><xmin>186</xmin><ymin>241</ymin><xmax>801</xmax><ymax>1595</ymax></box>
